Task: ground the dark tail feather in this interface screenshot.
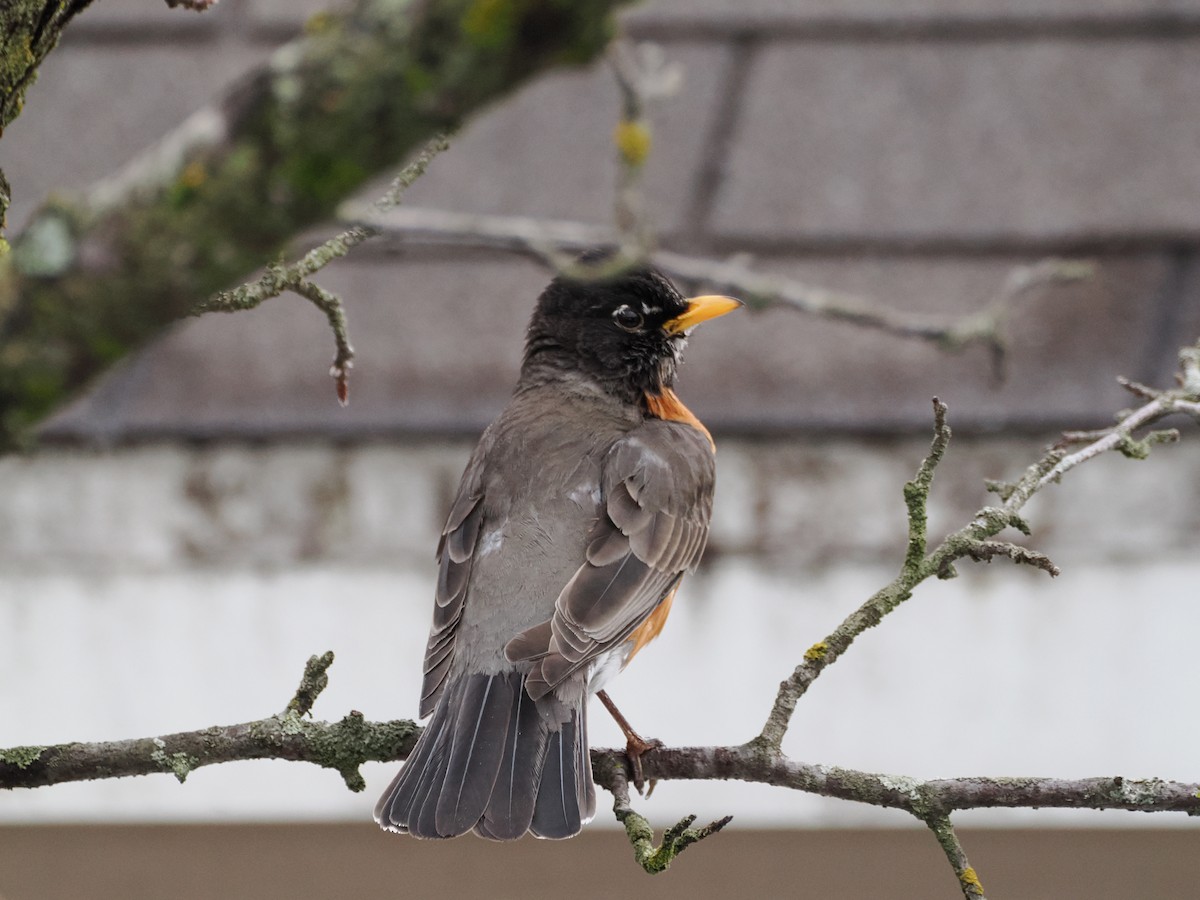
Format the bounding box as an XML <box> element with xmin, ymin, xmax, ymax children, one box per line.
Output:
<box><xmin>434</xmin><ymin>674</ymin><xmax>514</xmax><ymax>835</ymax></box>
<box><xmin>376</xmin><ymin>672</ymin><xmax>593</xmax><ymax>840</ymax></box>
<box><xmin>411</xmin><ymin>734</ymin><xmax>452</xmax><ymax>838</ymax></box>
<box><xmin>376</xmin><ymin>673</ymin><xmax>510</xmax><ymax>839</ymax></box>
<box><xmin>374</xmin><ymin>687</ymin><xmax>455</xmax><ymax>832</ymax></box>
<box><xmin>475</xmin><ymin>677</ymin><xmax>546</xmax><ymax>840</ymax></box>
<box><xmin>530</xmin><ymin>704</ymin><xmax>595</xmax><ymax>840</ymax></box>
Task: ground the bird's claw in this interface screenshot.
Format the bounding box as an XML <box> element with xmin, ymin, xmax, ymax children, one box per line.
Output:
<box><xmin>626</xmin><ymin>734</ymin><xmax>664</xmax><ymax>796</ymax></box>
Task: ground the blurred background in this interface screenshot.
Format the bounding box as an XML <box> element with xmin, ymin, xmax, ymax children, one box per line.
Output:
<box><xmin>2</xmin><ymin>0</ymin><xmax>1200</xmax><ymax>897</ymax></box>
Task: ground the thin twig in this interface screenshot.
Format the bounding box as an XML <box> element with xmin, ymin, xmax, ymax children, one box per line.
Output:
<box><xmin>926</xmin><ymin>816</ymin><xmax>987</xmax><ymax>900</ymax></box>
<box><xmin>594</xmin><ymin>754</ymin><xmax>731</xmax><ymax>874</ymax></box>
<box><xmin>605</xmin><ymin>41</ymin><xmax>679</xmax><ymax>258</ymax></box>
<box><xmin>902</xmin><ymin>398</ymin><xmax>951</xmax><ymax>572</ymax></box>
<box><xmin>753</xmin><ymin>338</ymin><xmax>1200</xmax><ymax>754</ymax></box>
<box><xmin>751</xmin><ymin>397</ymin><xmax>955</xmax><ymax>753</ymax></box>
<box><xmin>292</xmin><ymin>280</ymin><xmax>354</xmax><ymax>406</ymax></box>
<box><xmin>286</xmin><ymin>651</ymin><xmax>335</xmax><ymax>717</ymax></box>
<box><xmin>192</xmin><ymin>134</ymin><xmax>450</xmax><ymax>404</ymax></box>
<box><xmin>347</xmin><ymin>204</ymin><xmax>1090</xmax><ymax>355</ymax></box>
<box><xmin>1036</xmin><ymin>375</ymin><xmax>1199</xmax><ymax>490</ymax></box>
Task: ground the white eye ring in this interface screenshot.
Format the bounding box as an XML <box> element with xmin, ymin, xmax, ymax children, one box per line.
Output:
<box><xmin>612</xmin><ymin>305</ymin><xmax>644</xmax><ymax>331</ymax></box>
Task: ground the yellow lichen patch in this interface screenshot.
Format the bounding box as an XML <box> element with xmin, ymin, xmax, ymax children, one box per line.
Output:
<box><xmin>959</xmin><ymin>867</ymin><xmax>985</xmax><ymax>895</ymax></box>
<box><xmin>304</xmin><ymin>11</ymin><xmax>334</xmax><ymax>35</ymax></box>
<box><xmin>462</xmin><ymin>0</ymin><xmax>516</xmax><ymax>44</ymax></box>
<box><xmin>613</xmin><ymin>120</ymin><xmax>652</xmax><ymax>167</ymax></box>
<box><xmin>180</xmin><ymin>161</ymin><xmax>207</xmax><ymax>190</ymax></box>
<box><xmin>804</xmin><ymin>641</ymin><xmax>829</xmax><ymax>662</ymax></box>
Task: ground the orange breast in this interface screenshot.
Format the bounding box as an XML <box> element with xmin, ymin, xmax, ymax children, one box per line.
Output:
<box><xmin>625</xmin><ymin>585</ymin><xmax>677</xmax><ymax>662</ymax></box>
<box><xmin>644</xmin><ymin>388</ymin><xmax>714</xmax><ymax>451</ymax></box>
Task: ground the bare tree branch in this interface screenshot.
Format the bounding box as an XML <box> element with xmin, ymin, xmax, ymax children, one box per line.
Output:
<box><xmin>1</xmin><ymin>0</ymin><xmax>98</xmax><ymax>218</ymax></box>
<box><xmin>926</xmin><ymin>816</ymin><xmax>987</xmax><ymax>900</ymax></box>
<box><xmin>7</xmin><ymin>703</ymin><xmax>1200</xmax><ymax>817</ymax></box>
<box><xmin>752</xmin><ymin>337</ymin><xmax>1200</xmax><ymax>761</ymax></box>
<box><xmin>592</xmin><ymin>753</ymin><xmax>732</xmax><ymax>874</ymax></box>
<box><xmin>346</xmin><ymin>204</ymin><xmax>1092</xmax><ymax>360</ymax></box>
<box><xmin>1037</xmin><ymin>348</ymin><xmax>1200</xmax><ymax>484</ymax></box>
<box><xmin>0</xmin><ymin>654</ymin><xmax>418</xmax><ymax>793</ymax></box>
<box><xmin>192</xmin><ymin>134</ymin><xmax>451</xmax><ymax>404</ymax></box>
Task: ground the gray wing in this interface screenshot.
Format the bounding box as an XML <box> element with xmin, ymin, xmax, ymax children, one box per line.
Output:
<box><xmin>419</xmin><ymin>460</ymin><xmax>485</xmax><ymax>718</ymax></box>
<box><xmin>507</xmin><ymin>419</ymin><xmax>715</xmax><ymax>700</ymax></box>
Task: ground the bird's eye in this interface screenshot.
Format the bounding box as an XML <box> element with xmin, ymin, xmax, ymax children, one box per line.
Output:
<box><xmin>612</xmin><ymin>305</ymin><xmax>644</xmax><ymax>332</ymax></box>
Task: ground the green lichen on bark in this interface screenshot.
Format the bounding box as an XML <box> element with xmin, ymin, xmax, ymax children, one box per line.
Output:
<box><xmin>0</xmin><ymin>744</ymin><xmax>45</xmax><ymax>769</ymax></box>
<box><xmin>902</xmin><ymin>398</ymin><xmax>950</xmax><ymax>575</ymax></box>
<box><xmin>0</xmin><ymin>1</ymin><xmax>98</xmax><ymax>229</ymax></box>
<box><xmin>614</xmin><ymin>801</ymin><xmax>731</xmax><ymax>874</ymax></box>
<box><xmin>287</xmin><ymin>651</ymin><xmax>335</xmax><ymax>717</ymax></box>
<box><xmin>151</xmin><ymin>739</ymin><xmax>200</xmax><ymax>784</ymax></box>
<box><xmin>0</xmin><ymin>0</ymin><xmax>634</xmax><ymax>449</ymax></box>
<box><xmin>307</xmin><ymin>710</ymin><xmax>419</xmax><ymax>792</ymax></box>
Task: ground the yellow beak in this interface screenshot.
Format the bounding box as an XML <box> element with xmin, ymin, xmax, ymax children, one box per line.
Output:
<box><xmin>663</xmin><ymin>295</ymin><xmax>743</xmax><ymax>335</ymax></box>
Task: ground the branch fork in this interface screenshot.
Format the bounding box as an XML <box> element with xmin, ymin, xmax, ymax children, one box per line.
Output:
<box><xmin>192</xmin><ymin>135</ymin><xmax>451</xmax><ymax>406</ymax></box>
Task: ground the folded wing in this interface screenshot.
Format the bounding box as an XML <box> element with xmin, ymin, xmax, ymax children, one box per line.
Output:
<box><xmin>508</xmin><ymin>420</ymin><xmax>715</xmax><ymax>698</ymax></box>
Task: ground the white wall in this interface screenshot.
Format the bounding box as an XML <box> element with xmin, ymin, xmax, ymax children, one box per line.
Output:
<box><xmin>2</xmin><ymin>437</ymin><xmax>1198</xmax><ymax>828</ymax></box>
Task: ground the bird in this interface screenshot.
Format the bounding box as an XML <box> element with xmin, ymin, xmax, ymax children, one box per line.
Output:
<box><xmin>374</xmin><ymin>255</ymin><xmax>740</xmax><ymax>841</ymax></box>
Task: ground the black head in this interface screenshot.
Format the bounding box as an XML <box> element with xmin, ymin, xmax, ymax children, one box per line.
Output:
<box><xmin>520</xmin><ymin>256</ymin><xmax>740</xmax><ymax>404</ymax></box>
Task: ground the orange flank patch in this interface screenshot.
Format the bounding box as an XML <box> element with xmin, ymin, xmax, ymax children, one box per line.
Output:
<box><xmin>626</xmin><ymin>586</ymin><xmax>677</xmax><ymax>661</ymax></box>
<box><xmin>644</xmin><ymin>388</ymin><xmax>714</xmax><ymax>450</ymax></box>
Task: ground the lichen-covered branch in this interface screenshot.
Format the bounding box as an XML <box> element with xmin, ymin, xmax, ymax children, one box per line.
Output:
<box><xmin>5</xmin><ymin>653</ymin><xmax>1200</xmax><ymax>883</ymax></box>
<box><xmin>739</xmin><ymin>337</ymin><xmax>1200</xmax><ymax>888</ymax></box>
<box><xmin>1036</xmin><ymin>347</ymin><xmax>1200</xmax><ymax>486</ymax></box>
<box><xmin>752</xmin><ymin>337</ymin><xmax>1200</xmax><ymax>754</ymax></box>
<box><xmin>605</xmin><ymin>42</ymin><xmax>679</xmax><ymax>256</ymax></box>
<box><xmin>902</xmin><ymin>397</ymin><xmax>951</xmax><ymax>573</ymax></box>
<box><xmin>8</xmin><ymin>718</ymin><xmax>1200</xmax><ymax>818</ymax></box>
<box><xmin>0</xmin><ymin>0</ymin><xmax>97</xmax><ymax>232</ymax></box>
<box><xmin>0</xmin><ymin>0</ymin><xmax>635</xmax><ymax>449</ymax></box>
<box><xmin>527</xmin><ymin>39</ymin><xmax>682</xmax><ymax>282</ymax></box>
<box><xmin>0</xmin><ymin>710</ymin><xmax>419</xmax><ymax>793</ymax></box>
<box><xmin>193</xmin><ymin>134</ymin><xmax>450</xmax><ymax>404</ymax></box>
<box><xmin>629</xmin><ymin>745</ymin><xmax>1200</xmax><ymax>818</ymax></box>
<box><xmin>591</xmin><ymin>752</ymin><xmax>731</xmax><ymax>875</ymax></box>
<box><xmin>926</xmin><ymin>816</ymin><xmax>987</xmax><ymax>900</ymax></box>
<box><xmin>285</xmin><ymin>650</ymin><xmax>335</xmax><ymax>717</ymax></box>
<box><xmin>0</xmin><ymin>653</ymin><xmax>418</xmax><ymax>792</ymax></box>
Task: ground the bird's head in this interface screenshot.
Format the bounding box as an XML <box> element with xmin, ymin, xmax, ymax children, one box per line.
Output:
<box><xmin>522</xmin><ymin>254</ymin><xmax>741</xmax><ymax>404</ymax></box>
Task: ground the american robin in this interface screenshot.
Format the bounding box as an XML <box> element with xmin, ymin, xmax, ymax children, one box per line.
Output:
<box><xmin>374</xmin><ymin>256</ymin><xmax>740</xmax><ymax>840</ymax></box>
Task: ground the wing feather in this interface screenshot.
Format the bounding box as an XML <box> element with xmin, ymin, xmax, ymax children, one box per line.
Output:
<box><xmin>421</xmin><ymin>472</ymin><xmax>485</xmax><ymax>717</ymax></box>
<box><xmin>508</xmin><ymin>420</ymin><xmax>714</xmax><ymax>700</ymax></box>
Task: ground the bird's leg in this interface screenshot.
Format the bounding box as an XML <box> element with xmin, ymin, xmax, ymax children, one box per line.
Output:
<box><xmin>596</xmin><ymin>689</ymin><xmax>663</xmax><ymax>794</ymax></box>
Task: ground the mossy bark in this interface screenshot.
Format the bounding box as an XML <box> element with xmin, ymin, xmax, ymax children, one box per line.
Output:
<box><xmin>0</xmin><ymin>0</ymin><xmax>97</xmax><ymax>233</ymax></box>
<box><xmin>0</xmin><ymin>0</ymin><xmax>633</xmax><ymax>449</ymax></box>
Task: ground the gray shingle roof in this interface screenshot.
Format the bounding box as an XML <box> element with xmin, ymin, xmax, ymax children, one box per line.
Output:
<box><xmin>8</xmin><ymin>0</ymin><xmax>1199</xmax><ymax>441</ymax></box>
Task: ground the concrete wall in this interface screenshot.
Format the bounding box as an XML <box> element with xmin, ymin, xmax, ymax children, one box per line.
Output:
<box><xmin>3</xmin><ymin>435</ymin><xmax>1198</xmax><ymax>829</ymax></box>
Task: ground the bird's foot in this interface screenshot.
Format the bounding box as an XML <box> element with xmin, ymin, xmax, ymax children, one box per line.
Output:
<box><xmin>625</xmin><ymin>731</ymin><xmax>664</xmax><ymax>796</ymax></box>
<box><xmin>596</xmin><ymin>689</ymin><xmax>663</xmax><ymax>795</ymax></box>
